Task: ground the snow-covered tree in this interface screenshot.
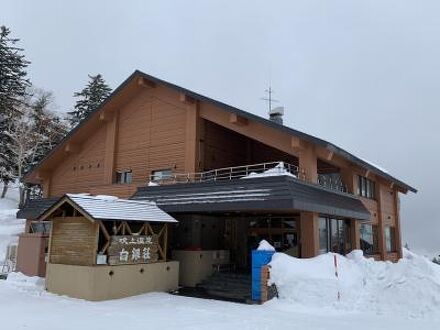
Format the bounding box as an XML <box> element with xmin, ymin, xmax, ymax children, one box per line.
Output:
<box><xmin>4</xmin><ymin>89</ymin><xmax>68</xmax><ymax>205</ymax></box>
<box><xmin>0</xmin><ymin>25</ymin><xmax>31</xmax><ymax>198</ymax></box>
<box><xmin>68</xmin><ymin>74</ymin><xmax>112</xmax><ymax>127</ymax></box>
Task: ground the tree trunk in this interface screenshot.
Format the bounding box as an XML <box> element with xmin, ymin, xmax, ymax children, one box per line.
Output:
<box><xmin>1</xmin><ymin>182</ymin><xmax>8</xmax><ymax>198</ymax></box>
<box><xmin>19</xmin><ymin>185</ymin><xmax>26</xmax><ymax>208</ymax></box>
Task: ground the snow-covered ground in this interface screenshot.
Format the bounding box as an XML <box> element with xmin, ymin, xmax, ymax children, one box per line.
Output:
<box><xmin>0</xmin><ymin>184</ymin><xmax>25</xmax><ymax>262</ymax></box>
<box><xmin>1</xmin><ymin>270</ymin><xmax>439</xmax><ymax>330</ymax></box>
<box><xmin>1</xmin><ymin>185</ymin><xmax>440</xmax><ymax>329</ymax></box>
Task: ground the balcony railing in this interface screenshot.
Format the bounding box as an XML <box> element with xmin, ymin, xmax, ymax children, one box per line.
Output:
<box><xmin>148</xmin><ymin>161</ymin><xmax>350</xmax><ymax>194</ymax></box>
<box><xmin>317</xmin><ymin>174</ymin><xmax>348</xmax><ymax>193</ymax></box>
<box><xmin>149</xmin><ymin>161</ymin><xmax>303</xmax><ymax>185</ymax></box>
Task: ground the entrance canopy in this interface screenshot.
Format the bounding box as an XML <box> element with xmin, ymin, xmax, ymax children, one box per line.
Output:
<box><xmin>132</xmin><ymin>176</ymin><xmax>371</xmax><ymax>220</ymax></box>
<box><xmin>37</xmin><ymin>194</ymin><xmax>178</xmax><ymax>223</ymax></box>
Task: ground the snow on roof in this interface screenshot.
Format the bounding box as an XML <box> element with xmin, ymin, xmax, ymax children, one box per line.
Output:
<box><xmin>358</xmin><ymin>157</ymin><xmax>389</xmax><ymax>174</ymax></box>
<box><xmin>66</xmin><ymin>194</ymin><xmax>177</xmax><ymax>223</ymax></box>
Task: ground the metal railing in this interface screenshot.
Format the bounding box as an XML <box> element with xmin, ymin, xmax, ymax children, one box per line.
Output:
<box><xmin>148</xmin><ymin>161</ymin><xmax>351</xmax><ymax>194</ymax></box>
<box><xmin>149</xmin><ymin>161</ymin><xmax>303</xmax><ymax>185</ymax></box>
<box><xmin>317</xmin><ymin>174</ymin><xmax>348</xmax><ymax>193</ymax></box>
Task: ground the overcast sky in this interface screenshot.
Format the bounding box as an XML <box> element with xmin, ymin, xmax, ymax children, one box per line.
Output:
<box><xmin>2</xmin><ymin>0</ymin><xmax>439</xmax><ymax>256</ymax></box>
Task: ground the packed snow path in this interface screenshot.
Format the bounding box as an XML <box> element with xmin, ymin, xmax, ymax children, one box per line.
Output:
<box><xmin>1</xmin><ymin>272</ymin><xmax>439</xmax><ymax>330</ymax></box>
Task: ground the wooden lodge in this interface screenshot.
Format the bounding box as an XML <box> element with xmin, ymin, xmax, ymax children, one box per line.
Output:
<box><xmin>16</xmin><ymin>70</ymin><xmax>416</xmax><ymax>301</ymax></box>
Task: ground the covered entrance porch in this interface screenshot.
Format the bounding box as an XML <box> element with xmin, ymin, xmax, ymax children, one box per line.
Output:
<box><xmin>132</xmin><ymin>174</ymin><xmax>370</xmax><ymax>302</ymax></box>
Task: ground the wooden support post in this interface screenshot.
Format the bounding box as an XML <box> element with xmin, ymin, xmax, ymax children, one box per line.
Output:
<box><xmin>184</xmin><ymin>100</ymin><xmax>199</xmax><ymax>173</ymax></box>
<box><xmin>163</xmin><ymin>224</ymin><xmax>168</xmax><ymax>261</ymax></box>
<box><xmin>104</xmin><ymin>110</ymin><xmax>119</xmax><ymax>184</ymax></box>
<box><xmin>299</xmin><ymin>212</ymin><xmax>319</xmax><ymax>258</ymax></box>
<box><xmin>298</xmin><ymin>145</ymin><xmax>318</xmax><ymax>183</ymax></box>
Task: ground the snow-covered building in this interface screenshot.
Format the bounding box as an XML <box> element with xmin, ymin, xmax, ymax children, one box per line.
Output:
<box><xmin>16</xmin><ymin>71</ymin><xmax>416</xmax><ymax>301</ymax></box>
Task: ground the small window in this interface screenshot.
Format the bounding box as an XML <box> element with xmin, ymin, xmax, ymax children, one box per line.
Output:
<box><xmin>115</xmin><ymin>170</ymin><xmax>133</xmax><ymax>184</ymax></box>
<box><xmin>30</xmin><ymin>221</ymin><xmax>52</xmax><ymax>234</ymax></box>
<box><xmin>151</xmin><ymin>169</ymin><xmax>172</xmax><ymax>182</ymax></box>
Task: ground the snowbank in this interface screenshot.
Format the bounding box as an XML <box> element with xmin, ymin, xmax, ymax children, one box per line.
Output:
<box><xmin>257</xmin><ymin>240</ymin><xmax>276</xmax><ymax>252</ymax></box>
<box><xmin>269</xmin><ymin>249</ymin><xmax>440</xmax><ymax>318</ymax></box>
<box><xmin>0</xmin><ymin>185</ymin><xmax>25</xmax><ymax>262</ymax></box>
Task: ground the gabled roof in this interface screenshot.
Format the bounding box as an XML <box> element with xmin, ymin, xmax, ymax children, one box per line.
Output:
<box><xmin>131</xmin><ymin>175</ymin><xmax>371</xmax><ymax>221</ymax></box>
<box><xmin>37</xmin><ymin>194</ymin><xmax>178</xmax><ymax>223</ymax></box>
<box><xmin>16</xmin><ymin>197</ymin><xmax>59</xmax><ymax>220</ymax></box>
<box><xmin>24</xmin><ymin>70</ymin><xmax>416</xmax><ymax>193</ymax></box>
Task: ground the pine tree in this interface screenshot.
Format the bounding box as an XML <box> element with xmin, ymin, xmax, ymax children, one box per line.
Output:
<box><xmin>0</xmin><ymin>25</ymin><xmax>31</xmax><ymax>198</ymax></box>
<box><xmin>69</xmin><ymin>74</ymin><xmax>111</xmax><ymax>126</ymax></box>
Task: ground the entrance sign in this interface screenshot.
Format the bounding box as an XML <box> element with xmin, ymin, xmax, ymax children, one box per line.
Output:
<box><xmin>108</xmin><ymin>235</ymin><xmax>159</xmax><ymax>265</ymax></box>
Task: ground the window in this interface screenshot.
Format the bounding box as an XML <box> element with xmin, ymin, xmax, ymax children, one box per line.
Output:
<box><xmin>30</xmin><ymin>221</ymin><xmax>52</xmax><ymax>234</ymax></box>
<box><xmin>319</xmin><ymin>217</ymin><xmax>329</xmax><ymax>254</ymax></box>
<box><xmin>319</xmin><ymin>217</ymin><xmax>352</xmax><ymax>255</ymax></box>
<box><xmin>357</xmin><ymin>175</ymin><xmax>376</xmax><ymax>199</ymax></box>
<box><xmin>385</xmin><ymin>226</ymin><xmax>396</xmax><ymax>253</ymax></box>
<box><xmin>151</xmin><ymin>169</ymin><xmax>172</xmax><ymax>182</ymax></box>
<box><xmin>115</xmin><ymin>170</ymin><xmax>132</xmax><ymax>184</ymax></box>
<box><xmin>360</xmin><ymin>224</ymin><xmax>379</xmax><ymax>255</ymax></box>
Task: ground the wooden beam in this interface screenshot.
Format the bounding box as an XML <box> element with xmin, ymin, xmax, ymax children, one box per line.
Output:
<box><xmin>325</xmin><ymin>150</ymin><xmax>334</xmax><ymax>161</ymax></box>
<box><xmin>229</xmin><ymin>113</ymin><xmax>249</xmax><ymax>126</ymax></box>
<box><xmin>64</xmin><ymin>143</ymin><xmax>80</xmax><ymax>154</ymax></box>
<box><xmin>291</xmin><ymin>136</ymin><xmax>306</xmax><ymax>151</ymax></box>
<box><xmin>99</xmin><ymin>109</ymin><xmax>115</xmax><ymax>122</ymax></box>
<box><xmin>137</xmin><ymin>77</ymin><xmax>156</xmax><ymax>88</ymax></box>
<box><xmin>36</xmin><ymin>170</ymin><xmax>50</xmax><ymax>180</ymax></box>
<box><xmin>180</xmin><ymin>92</ymin><xmax>196</xmax><ymax>104</ymax></box>
<box><xmin>364</xmin><ymin>169</ymin><xmax>371</xmax><ymax>178</ymax></box>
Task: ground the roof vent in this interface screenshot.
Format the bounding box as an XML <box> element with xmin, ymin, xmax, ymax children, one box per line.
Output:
<box><xmin>269</xmin><ymin>106</ymin><xmax>284</xmax><ymax>125</ymax></box>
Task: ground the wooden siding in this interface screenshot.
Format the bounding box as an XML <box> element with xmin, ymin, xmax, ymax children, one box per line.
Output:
<box><xmin>47</xmin><ymin>87</ymin><xmax>188</xmax><ymax>198</ymax></box>
<box><xmin>50</xmin><ymin>127</ymin><xmax>106</xmax><ymax>196</ymax></box>
<box><xmin>49</xmin><ymin>217</ymin><xmax>98</xmax><ymax>266</ymax></box>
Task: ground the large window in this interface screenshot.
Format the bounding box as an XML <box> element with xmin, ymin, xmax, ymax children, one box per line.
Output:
<box><xmin>357</xmin><ymin>175</ymin><xmax>376</xmax><ymax>199</ymax></box>
<box><xmin>115</xmin><ymin>170</ymin><xmax>132</xmax><ymax>184</ymax></box>
<box><xmin>385</xmin><ymin>226</ymin><xmax>397</xmax><ymax>253</ymax></box>
<box><xmin>360</xmin><ymin>224</ymin><xmax>379</xmax><ymax>255</ymax></box>
<box><xmin>319</xmin><ymin>217</ymin><xmax>352</xmax><ymax>255</ymax></box>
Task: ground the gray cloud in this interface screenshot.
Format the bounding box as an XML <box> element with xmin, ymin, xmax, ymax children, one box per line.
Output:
<box><xmin>2</xmin><ymin>0</ymin><xmax>438</xmax><ymax>255</ymax></box>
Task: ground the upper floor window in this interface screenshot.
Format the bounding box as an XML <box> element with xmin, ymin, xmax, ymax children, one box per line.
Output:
<box><xmin>360</xmin><ymin>223</ymin><xmax>379</xmax><ymax>255</ymax></box>
<box><xmin>357</xmin><ymin>175</ymin><xmax>376</xmax><ymax>199</ymax></box>
<box><xmin>151</xmin><ymin>169</ymin><xmax>172</xmax><ymax>182</ymax></box>
<box><xmin>116</xmin><ymin>170</ymin><xmax>132</xmax><ymax>184</ymax></box>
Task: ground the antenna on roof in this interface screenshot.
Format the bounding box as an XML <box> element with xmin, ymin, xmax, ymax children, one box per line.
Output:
<box><xmin>261</xmin><ymin>86</ymin><xmax>284</xmax><ymax>125</ymax></box>
<box><xmin>261</xmin><ymin>86</ymin><xmax>279</xmax><ymax>112</ymax></box>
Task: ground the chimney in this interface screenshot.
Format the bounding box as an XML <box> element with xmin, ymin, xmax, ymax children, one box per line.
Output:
<box><xmin>269</xmin><ymin>106</ymin><xmax>284</xmax><ymax>125</ymax></box>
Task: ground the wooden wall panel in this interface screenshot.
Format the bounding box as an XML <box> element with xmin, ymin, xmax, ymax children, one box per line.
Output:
<box><xmin>50</xmin><ymin>126</ymin><xmax>106</xmax><ymax>196</ymax></box>
<box><xmin>47</xmin><ymin>87</ymin><xmax>188</xmax><ymax>198</ymax></box>
<box><xmin>115</xmin><ymin>88</ymin><xmax>187</xmax><ymax>183</ymax></box>
<box><xmin>49</xmin><ymin>217</ymin><xmax>97</xmax><ymax>266</ymax></box>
